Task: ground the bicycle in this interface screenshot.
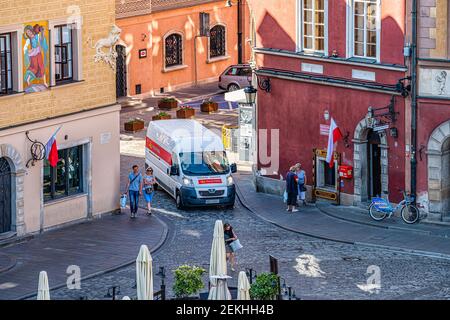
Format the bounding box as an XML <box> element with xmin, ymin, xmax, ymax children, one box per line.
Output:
<box><xmin>369</xmin><ymin>190</ymin><xmax>420</xmax><ymax>224</ymax></box>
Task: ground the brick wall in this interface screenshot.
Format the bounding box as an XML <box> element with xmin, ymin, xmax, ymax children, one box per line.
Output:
<box><xmin>0</xmin><ymin>0</ymin><xmax>117</xmax><ymax>128</ymax></box>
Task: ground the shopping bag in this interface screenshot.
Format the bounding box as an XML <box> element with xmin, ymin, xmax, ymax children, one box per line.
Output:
<box><xmin>300</xmin><ymin>191</ymin><xmax>306</xmax><ymax>200</ymax></box>
<box><xmin>283</xmin><ymin>190</ymin><xmax>288</xmax><ymax>203</ymax></box>
<box><xmin>230</xmin><ymin>239</ymin><xmax>243</xmax><ymax>252</ymax></box>
<box><xmin>120</xmin><ymin>194</ymin><xmax>127</xmax><ymax>208</ymax></box>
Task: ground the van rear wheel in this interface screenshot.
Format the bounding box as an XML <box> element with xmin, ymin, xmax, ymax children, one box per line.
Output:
<box><xmin>176</xmin><ymin>191</ymin><xmax>185</xmax><ymax>210</ymax></box>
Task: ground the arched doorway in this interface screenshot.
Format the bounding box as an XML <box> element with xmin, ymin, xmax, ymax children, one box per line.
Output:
<box><xmin>367</xmin><ymin>129</ymin><xmax>382</xmax><ymax>198</ymax></box>
<box><xmin>0</xmin><ymin>158</ymin><xmax>12</xmax><ymax>234</ymax></box>
<box><xmin>116</xmin><ymin>44</ymin><xmax>127</xmax><ymax>98</ymax></box>
<box><xmin>427</xmin><ymin>120</ymin><xmax>450</xmax><ymax>221</ymax></box>
<box><xmin>353</xmin><ymin>119</ymin><xmax>389</xmax><ymax>204</ymax></box>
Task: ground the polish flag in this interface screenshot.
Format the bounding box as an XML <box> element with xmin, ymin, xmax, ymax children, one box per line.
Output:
<box><xmin>326</xmin><ymin>118</ymin><xmax>343</xmax><ymax>168</ymax></box>
<box><xmin>45</xmin><ymin>127</ymin><xmax>62</xmax><ymax>167</ymax></box>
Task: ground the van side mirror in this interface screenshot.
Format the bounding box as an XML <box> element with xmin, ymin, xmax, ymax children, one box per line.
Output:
<box><xmin>169</xmin><ymin>165</ymin><xmax>179</xmax><ymax>176</ymax></box>
<box><xmin>230</xmin><ymin>163</ymin><xmax>237</xmax><ymax>173</ymax></box>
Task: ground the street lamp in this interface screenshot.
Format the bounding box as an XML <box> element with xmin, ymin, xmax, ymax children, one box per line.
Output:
<box><xmin>244</xmin><ymin>85</ymin><xmax>257</xmax><ymax>105</ymax></box>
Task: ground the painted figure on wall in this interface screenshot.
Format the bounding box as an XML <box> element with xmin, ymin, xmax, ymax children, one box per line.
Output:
<box><xmin>435</xmin><ymin>70</ymin><xmax>448</xmax><ymax>95</ymax></box>
<box><xmin>23</xmin><ymin>22</ymin><xmax>49</xmax><ymax>93</ymax></box>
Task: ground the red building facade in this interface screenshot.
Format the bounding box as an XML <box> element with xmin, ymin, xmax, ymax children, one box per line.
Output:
<box><xmin>248</xmin><ymin>0</ymin><xmax>409</xmax><ymax>205</ymax></box>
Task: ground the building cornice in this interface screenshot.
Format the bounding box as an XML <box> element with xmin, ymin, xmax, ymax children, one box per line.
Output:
<box><xmin>253</xmin><ymin>47</ymin><xmax>408</xmax><ymax>72</ymax></box>
<box><xmin>255</xmin><ymin>68</ymin><xmax>401</xmax><ymax>95</ymax></box>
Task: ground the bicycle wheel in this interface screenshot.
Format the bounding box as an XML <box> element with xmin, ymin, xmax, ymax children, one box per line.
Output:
<box><xmin>401</xmin><ymin>205</ymin><xmax>420</xmax><ymax>224</ymax></box>
<box><xmin>369</xmin><ymin>205</ymin><xmax>387</xmax><ymax>221</ymax></box>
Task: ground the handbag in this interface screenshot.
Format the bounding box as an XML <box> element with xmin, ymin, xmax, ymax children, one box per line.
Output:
<box><xmin>145</xmin><ymin>185</ymin><xmax>154</xmax><ymax>194</ymax></box>
<box><xmin>230</xmin><ymin>239</ymin><xmax>243</xmax><ymax>252</ymax></box>
<box><xmin>120</xmin><ymin>194</ymin><xmax>127</xmax><ymax>208</ymax></box>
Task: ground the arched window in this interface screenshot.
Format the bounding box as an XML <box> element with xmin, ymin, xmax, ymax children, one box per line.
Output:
<box><xmin>209</xmin><ymin>25</ymin><xmax>226</xmax><ymax>58</ymax></box>
<box><xmin>165</xmin><ymin>33</ymin><xmax>182</xmax><ymax>68</ymax></box>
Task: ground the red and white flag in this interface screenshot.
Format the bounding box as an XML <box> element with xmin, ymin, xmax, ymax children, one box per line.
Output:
<box><xmin>45</xmin><ymin>126</ymin><xmax>62</xmax><ymax>167</ymax></box>
<box><xmin>326</xmin><ymin>118</ymin><xmax>343</xmax><ymax>168</ymax></box>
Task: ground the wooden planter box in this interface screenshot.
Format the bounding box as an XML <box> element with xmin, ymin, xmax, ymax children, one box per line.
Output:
<box><xmin>158</xmin><ymin>100</ymin><xmax>178</xmax><ymax>110</ymax></box>
<box><xmin>152</xmin><ymin>114</ymin><xmax>172</xmax><ymax>121</ymax></box>
<box><xmin>124</xmin><ymin>120</ymin><xmax>145</xmax><ymax>132</ymax></box>
<box><xmin>200</xmin><ymin>102</ymin><xmax>219</xmax><ymax>113</ymax></box>
<box><xmin>176</xmin><ymin>108</ymin><xmax>195</xmax><ymax>119</ymax></box>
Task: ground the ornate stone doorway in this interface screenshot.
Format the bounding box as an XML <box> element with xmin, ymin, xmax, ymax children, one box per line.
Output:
<box><xmin>426</xmin><ymin>120</ymin><xmax>450</xmax><ymax>222</ymax></box>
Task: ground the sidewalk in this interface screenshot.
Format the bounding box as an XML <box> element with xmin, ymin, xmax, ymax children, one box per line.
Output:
<box><xmin>0</xmin><ymin>209</ymin><xmax>168</xmax><ymax>300</ymax></box>
<box><xmin>234</xmin><ymin>173</ymin><xmax>450</xmax><ymax>259</ymax></box>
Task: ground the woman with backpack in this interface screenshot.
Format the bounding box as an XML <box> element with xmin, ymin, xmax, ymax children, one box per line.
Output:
<box><xmin>143</xmin><ymin>167</ymin><xmax>156</xmax><ymax>215</ymax></box>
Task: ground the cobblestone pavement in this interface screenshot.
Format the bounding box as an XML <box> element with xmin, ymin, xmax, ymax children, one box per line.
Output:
<box><xmin>44</xmin><ymin>101</ymin><xmax>450</xmax><ymax>300</ymax></box>
<box><xmin>47</xmin><ymin>157</ymin><xmax>450</xmax><ymax>300</ymax></box>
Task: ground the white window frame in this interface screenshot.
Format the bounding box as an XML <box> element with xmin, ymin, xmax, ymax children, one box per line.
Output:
<box><xmin>296</xmin><ymin>0</ymin><xmax>328</xmax><ymax>55</ymax></box>
<box><xmin>49</xmin><ymin>18</ymin><xmax>83</xmax><ymax>87</ymax></box>
<box><xmin>0</xmin><ymin>24</ymin><xmax>23</xmax><ymax>94</ymax></box>
<box><xmin>207</xmin><ymin>23</ymin><xmax>230</xmax><ymax>63</ymax></box>
<box><xmin>347</xmin><ymin>0</ymin><xmax>381</xmax><ymax>62</ymax></box>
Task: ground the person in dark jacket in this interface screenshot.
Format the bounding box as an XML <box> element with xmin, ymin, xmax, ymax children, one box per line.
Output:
<box><xmin>285</xmin><ymin>166</ymin><xmax>299</xmax><ymax>213</ymax></box>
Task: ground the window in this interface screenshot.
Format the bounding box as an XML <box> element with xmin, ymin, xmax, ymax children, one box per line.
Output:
<box><xmin>209</xmin><ymin>25</ymin><xmax>226</xmax><ymax>58</ymax></box>
<box><xmin>54</xmin><ymin>25</ymin><xmax>73</xmax><ymax>82</ymax></box>
<box><xmin>165</xmin><ymin>33</ymin><xmax>182</xmax><ymax>68</ymax></box>
<box><xmin>44</xmin><ymin>145</ymin><xmax>83</xmax><ymax>202</ymax></box>
<box><xmin>353</xmin><ymin>0</ymin><xmax>378</xmax><ymax>58</ymax></box>
<box><xmin>302</xmin><ymin>0</ymin><xmax>326</xmax><ymax>53</ymax></box>
<box><xmin>0</xmin><ymin>33</ymin><xmax>13</xmax><ymax>95</ymax></box>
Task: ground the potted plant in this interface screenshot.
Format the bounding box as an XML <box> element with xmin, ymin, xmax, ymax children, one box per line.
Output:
<box><xmin>176</xmin><ymin>105</ymin><xmax>195</xmax><ymax>119</ymax></box>
<box><xmin>200</xmin><ymin>98</ymin><xmax>219</xmax><ymax>113</ymax></box>
<box><xmin>152</xmin><ymin>111</ymin><xmax>172</xmax><ymax>121</ymax></box>
<box><xmin>172</xmin><ymin>265</ymin><xmax>206</xmax><ymax>300</ymax></box>
<box><xmin>158</xmin><ymin>97</ymin><xmax>178</xmax><ymax>110</ymax></box>
<box><xmin>124</xmin><ymin>117</ymin><xmax>145</xmax><ymax>132</ymax></box>
<box><xmin>249</xmin><ymin>273</ymin><xmax>279</xmax><ymax>300</ymax></box>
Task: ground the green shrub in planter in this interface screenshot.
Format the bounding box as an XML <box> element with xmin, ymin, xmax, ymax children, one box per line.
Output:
<box><xmin>173</xmin><ymin>265</ymin><xmax>206</xmax><ymax>299</ymax></box>
<box><xmin>249</xmin><ymin>273</ymin><xmax>279</xmax><ymax>300</ymax></box>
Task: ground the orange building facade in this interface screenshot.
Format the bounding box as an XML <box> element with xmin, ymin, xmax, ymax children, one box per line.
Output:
<box><xmin>116</xmin><ymin>0</ymin><xmax>251</xmax><ymax>96</ymax></box>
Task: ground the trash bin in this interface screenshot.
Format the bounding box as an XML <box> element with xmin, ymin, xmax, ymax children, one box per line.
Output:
<box><xmin>222</xmin><ymin>125</ymin><xmax>239</xmax><ymax>151</ymax></box>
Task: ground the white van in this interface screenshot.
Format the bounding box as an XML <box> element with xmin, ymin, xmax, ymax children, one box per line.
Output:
<box><xmin>145</xmin><ymin>119</ymin><xmax>237</xmax><ymax>209</ymax></box>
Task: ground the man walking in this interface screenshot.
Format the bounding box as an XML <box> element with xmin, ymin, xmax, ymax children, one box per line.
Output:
<box><xmin>126</xmin><ymin>165</ymin><xmax>143</xmax><ymax>218</ymax></box>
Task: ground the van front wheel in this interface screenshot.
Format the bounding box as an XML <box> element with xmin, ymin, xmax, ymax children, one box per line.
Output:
<box><xmin>176</xmin><ymin>191</ymin><xmax>185</xmax><ymax>210</ymax></box>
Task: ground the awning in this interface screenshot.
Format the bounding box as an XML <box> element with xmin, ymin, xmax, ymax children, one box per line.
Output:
<box><xmin>224</xmin><ymin>89</ymin><xmax>247</xmax><ymax>103</ymax></box>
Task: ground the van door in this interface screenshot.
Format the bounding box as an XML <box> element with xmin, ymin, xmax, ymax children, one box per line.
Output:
<box><xmin>167</xmin><ymin>152</ymin><xmax>181</xmax><ymax>196</ymax></box>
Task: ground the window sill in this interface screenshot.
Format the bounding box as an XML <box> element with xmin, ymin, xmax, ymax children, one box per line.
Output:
<box><xmin>207</xmin><ymin>55</ymin><xmax>231</xmax><ymax>64</ymax></box>
<box><xmin>0</xmin><ymin>91</ymin><xmax>24</xmax><ymax>100</ymax></box>
<box><xmin>44</xmin><ymin>192</ymin><xmax>87</xmax><ymax>206</ymax></box>
<box><xmin>162</xmin><ymin>65</ymin><xmax>188</xmax><ymax>73</ymax></box>
<box><xmin>50</xmin><ymin>80</ymin><xmax>85</xmax><ymax>90</ymax></box>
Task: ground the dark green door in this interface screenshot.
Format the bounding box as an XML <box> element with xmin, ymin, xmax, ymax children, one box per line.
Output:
<box><xmin>0</xmin><ymin>158</ymin><xmax>12</xmax><ymax>234</ymax></box>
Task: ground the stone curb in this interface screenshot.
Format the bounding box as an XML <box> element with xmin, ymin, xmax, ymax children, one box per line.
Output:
<box><xmin>15</xmin><ymin>213</ymin><xmax>170</xmax><ymax>300</ymax></box>
<box><xmin>235</xmin><ymin>179</ymin><xmax>450</xmax><ymax>261</ymax></box>
<box><xmin>0</xmin><ymin>253</ymin><xmax>17</xmax><ymax>274</ymax></box>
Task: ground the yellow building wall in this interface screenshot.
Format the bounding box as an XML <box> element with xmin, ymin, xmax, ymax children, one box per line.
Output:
<box><xmin>0</xmin><ymin>0</ymin><xmax>117</xmax><ymax>128</ymax></box>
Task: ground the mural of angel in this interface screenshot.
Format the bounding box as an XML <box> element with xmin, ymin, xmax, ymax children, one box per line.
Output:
<box><xmin>435</xmin><ymin>70</ymin><xmax>447</xmax><ymax>95</ymax></box>
<box><xmin>23</xmin><ymin>22</ymin><xmax>49</xmax><ymax>93</ymax></box>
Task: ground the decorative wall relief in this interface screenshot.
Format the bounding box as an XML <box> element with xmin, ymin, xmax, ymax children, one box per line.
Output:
<box><xmin>23</xmin><ymin>21</ymin><xmax>50</xmax><ymax>93</ymax></box>
<box><xmin>419</xmin><ymin>68</ymin><xmax>450</xmax><ymax>98</ymax></box>
<box><xmin>92</xmin><ymin>25</ymin><xmax>122</xmax><ymax>70</ymax></box>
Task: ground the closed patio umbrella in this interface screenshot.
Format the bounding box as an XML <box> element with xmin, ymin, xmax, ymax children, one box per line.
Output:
<box><xmin>136</xmin><ymin>244</ymin><xmax>153</xmax><ymax>300</ymax></box>
<box><xmin>237</xmin><ymin>271</ymin><xmax>251</xmax><ymax>300</ymax></box>
<box><xmin>208</xmin><ymin>220</ymin><xmax>231</xmax><ymax>300</ymax></box>
<box><xmin>37</xmin><ymin>271</ymin><xmax>50</xmax><ymax>300</ymax></box>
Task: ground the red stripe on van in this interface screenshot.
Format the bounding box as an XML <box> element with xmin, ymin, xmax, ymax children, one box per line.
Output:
<box><xmin>146</xmin><ymin>137</ymin><xmax>172</xmax><ymax>166</ymax></box>
<box><xmin>198</xmin><ymin>179</ymin><xmax>223</xmax><ymax>184</ymax></box>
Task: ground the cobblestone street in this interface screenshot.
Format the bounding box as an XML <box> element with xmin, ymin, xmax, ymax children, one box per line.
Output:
<box><xmin>48</xmin><ymin>153</ymin><xmax>450</xmax><ymax>300</ymax></box>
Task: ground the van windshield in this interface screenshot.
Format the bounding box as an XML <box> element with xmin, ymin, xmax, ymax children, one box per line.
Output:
<box><xmin>179</xmin><ymin>151</ymin><xmax>230</xmax><ymax>176</ymax></box>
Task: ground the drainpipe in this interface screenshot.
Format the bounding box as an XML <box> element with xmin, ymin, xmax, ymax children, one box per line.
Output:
<box><xmin>237</xmin><ymin>0</ymin><xmax>243</xmax><ymax>64</ymax></box>
<box><xmin>410</xmin><ymin>0</ymin><xmax>418</xmax><ymax>202</ymax></box>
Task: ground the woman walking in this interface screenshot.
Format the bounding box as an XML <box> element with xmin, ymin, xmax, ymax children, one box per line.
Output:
<box><xmin>143</xmin><ymin>167</ymin><xmax>156</xmax><ymax>215</ymax></box>
<box><xmin>295</xmin><ymin>163</ymin><xmax>307</xmax><ymax>206</ymax></box>
<box><xmin>224</xmin><ymin>223</ymin><xmax>238</xmax><ymax>272</ymax></box>
<box><xmin>285</xmin><ymin>166</ymin><xmax>299</xmax><ymax>213</ymax></box>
